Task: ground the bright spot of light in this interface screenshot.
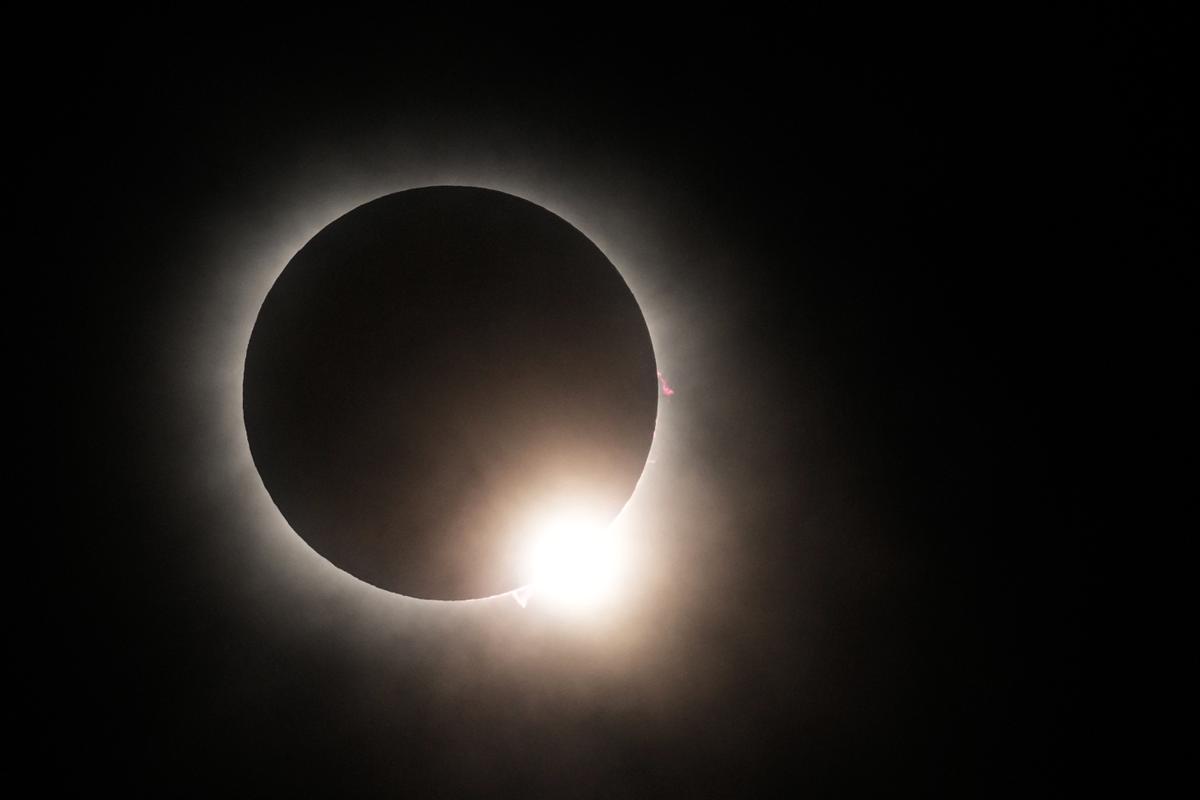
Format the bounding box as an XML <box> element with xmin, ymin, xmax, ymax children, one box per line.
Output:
<box><xmin>518</xmin><ymin>509</ymin><xmax>623</xmax><ymax>611</ymax></box>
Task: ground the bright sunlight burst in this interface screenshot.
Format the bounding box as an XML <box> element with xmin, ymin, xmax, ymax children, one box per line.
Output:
<box><xmin>519</xmin><ymin>507</ymin><xmax>623</xmax><ymax>610</ymax></box>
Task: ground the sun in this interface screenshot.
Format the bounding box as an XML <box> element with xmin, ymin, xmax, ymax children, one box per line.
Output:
<box><xmin>519</xmin><ymin>507</ymin><xmax>624</xmax><ymax>611</ymax></box>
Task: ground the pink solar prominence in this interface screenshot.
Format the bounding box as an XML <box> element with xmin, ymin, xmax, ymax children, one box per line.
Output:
<box><xmin>657</xmin><ymin>370</ymin><xmax>675</xmax><ymax>397</ymax></box>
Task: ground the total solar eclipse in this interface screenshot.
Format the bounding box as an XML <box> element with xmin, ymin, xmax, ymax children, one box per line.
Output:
<box><xmin>243</xmin><ymin>186</ymin><xmax>659</xmax><ymax>601</ymax></box>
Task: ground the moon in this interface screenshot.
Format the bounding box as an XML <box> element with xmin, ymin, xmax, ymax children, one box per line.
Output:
<box><xmin>242</xmin><ymin>186</ymin><xmax>659</xmax><ymax>601</ymax></box>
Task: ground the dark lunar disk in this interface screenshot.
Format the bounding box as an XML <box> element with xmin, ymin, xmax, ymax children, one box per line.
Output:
<box><xmin>243</xmin><ymin>187</ymin><xmax>658</xmax><ymax>600</ymax></box>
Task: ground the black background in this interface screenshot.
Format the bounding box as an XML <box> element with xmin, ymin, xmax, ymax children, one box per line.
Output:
<box><xmin>42</xmin><ymin>10</ymin><xmax>1184</xmax><ymax>797</ymax></box>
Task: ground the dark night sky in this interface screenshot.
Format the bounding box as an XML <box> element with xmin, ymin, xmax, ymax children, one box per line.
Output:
<box><xmin>40</xmin><ymin>11</ymin><xmax>1184</xmax><ymax>797</ymax></box>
